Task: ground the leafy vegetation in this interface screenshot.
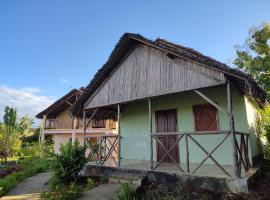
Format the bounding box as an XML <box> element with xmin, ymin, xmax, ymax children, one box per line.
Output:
<box><xmin>234</xmin><ymin>23</ymin><xmax>270</xmax><ymax>100</ymax></box>
<box><xmin>0</xmin><ymin>107</ymin><xmax>22</xmax><ymax>163</ymax></box>
<box><xmin>0</xmin><ymin>158</ymin><xmax>50</xmax><ymax>197</ymax></box>
<box><xmin>41</xmin><ymin>141</ymin><xmax>88</xmax><ymax>200</ymax></box>
<box><xmin>117</xmin><ymin>182</ymin><xmax>136</xmax><ymax>200</ymax></box>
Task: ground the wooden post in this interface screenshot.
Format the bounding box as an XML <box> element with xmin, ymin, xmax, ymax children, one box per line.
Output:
<box><xmin>40</xmin><ymin>114</ymin><xmax>47</xmax><ymax>143</ymax></box>
<box><xmin>227</xmin><ymin>79</ymin><xmax>240</xmax><ymax>178</ymax></box>
<box><xmin>72</xmin><ymin>116</ymin><xmax>77</xmax><ymax>144</ymax></box>
<box><xmin>148</xmin><ymin>99</ymin><xmax>153</xmax><ymax>170</ymax></box>
<box><xmin>117</xmin><ymin>104</ymin><xmax>121</xmax><ymax>167</ymax></box>
<box><xmin>83</xmin><ymin>110</ymin><xmax>86</xmax><ymax>146</ymax></box>
<box><xmin>185</xmin><ymin>134</ymin><xmax>190</xmax><ymax>174</ymax></box>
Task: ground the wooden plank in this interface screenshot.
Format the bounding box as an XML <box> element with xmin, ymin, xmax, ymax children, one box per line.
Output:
<box><xmin>86</xmin><ymin>45</ymin><xmax>225</xmax><ymax>109</ymax></box>
<box><xmin>149</xmin><ymin>99</ymin><xmax>153</xmax><ymax>170</ymax></box>
<box><xmin>185</xmin><ymin>134</ymin><xmax>190</xmax><ymax>174</ymax></box>
<box><xmin>194</xmin><ymin>90</ymin><xmax>228</xmax><ymax>116</ymax></box>
<box><xmin>189</xmin><ymin>135</ymin><xmax>231</xmax><ymax>177</ymax></box>
<box><xmin>117</xmin><ymin>104</ymin><xmax>121</xmax><ymax>167</ymax></box>
<box><xmin>227</xmin><ymin>79</ymin><xmax>240</xmax><ymax>178</ymax></box>
<box><xmin>154</xmin><ymin>137</ymin><xmax>185</xmax><ymax>173</ymax></box>
<box><xmin>191</xmin><ymin>133</ymin><xmax>230</xmax><ymax>175</ymax></box>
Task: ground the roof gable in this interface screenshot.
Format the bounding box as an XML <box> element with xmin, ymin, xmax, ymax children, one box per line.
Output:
<box><xmin>72</xmin><ymin>33</ymin><xmax>266</xmax><ymax>115</ymax></box>
<box><xmin>36</xmin><ymin>89</ymin><xmax>82</xmax><ymax>119</ymax></box>
<box><xmin>85</xmin><ymin>44</ymin><xmax>225</xmax><ymax>109</ymax></box>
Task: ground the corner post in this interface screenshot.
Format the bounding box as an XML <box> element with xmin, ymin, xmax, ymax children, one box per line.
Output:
<box><xmin>72</xmin><ymin>116</ymin><xmax>77</xmax><ymax>144</ymax></box>
<box><xmin>148</xmin><ymin>99</ymin><xmax>153</xmax><ymax>170</ymax></box>
<box><xmin>117</xmin><ymin>104</ymin><xmax>121</xmax><ymax>167</ymax></box>
<box><xmin>227</xmin><ymin>79</ymin><xmax>240</xmax><ymax>178</ymax></box>
<box><xmin>40</xmin><ymin>114</ymin><xmax>47</xmax><ymax>143</ymax></box>
<box><xmin>83</xmin><ymin>109</ymin><xmax>86</xmax><ymax>146</ymax></box>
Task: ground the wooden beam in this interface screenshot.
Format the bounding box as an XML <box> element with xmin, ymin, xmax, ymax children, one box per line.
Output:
<box><xmin>83</xmin><ymin>110</ymin><xmax>86</xmax><ymax>146</ymax></box>
<box><xmin>189</xmin><ymin>135</ymin><xmax>231</xmax><ymax>177</ymax></box>
<box><xmin>227</xmin><ymin>79</ymin><xmax>240</xmax><ymax>178</ymax></box>
<box><xmin>117</xmin><ymin>104</ymin><xmax>121</xmax><ymax>167</ymax></box>
<box><xmin>191</xmin><ymin>133</ymin><xmax>231</xmax><ymax>176</ymax></box>
<box><xmin>85</xmin><ymin>108</ymin><xmax>98</xmax><ymax>128</ymax></box>
<box><xmin>185</xmin><ymin>134</ymin><xmax>190</xmax><ymax>174</ymax></box>
<box><xmin>194</xmin><ymin>90</ymin><xmax>228</xmax><ymax>116</ymax></box>
<box><xmin>148</xmin><ymin>99</ymin><xmax>153</xmax><ymax>170</ymax></box>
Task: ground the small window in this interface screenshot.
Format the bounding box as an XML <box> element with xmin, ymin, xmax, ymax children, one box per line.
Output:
<box><xmin>92</xmin><ymin>120</ymin><xmax>106</xmax><ymax>128</ymax></box>
<box><xmin>193</xmin><ymin>104</ymin><xmax>218</xmax><ymax>131</ymax></box>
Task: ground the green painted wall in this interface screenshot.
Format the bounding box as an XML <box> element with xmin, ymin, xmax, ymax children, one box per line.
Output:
<box><xmin>120</xmin><ymin>86</ymin><xmax>256</xmax><ymax>165</ymax></box>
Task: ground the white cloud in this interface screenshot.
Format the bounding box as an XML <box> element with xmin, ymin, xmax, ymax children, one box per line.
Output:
<box><xmin>60</xmin><ymin>78</ymin><xmax>70</xmax><ymax>83</ymax></box>
<box><xmin>21</xmin><ymin>87</ymin><xmax>44</xmax><ymax>93</ymax></box>
<box><xmin>0</xmin><ymin>85</ymin><xmax>54</xmax><ymax>124</ymax></box>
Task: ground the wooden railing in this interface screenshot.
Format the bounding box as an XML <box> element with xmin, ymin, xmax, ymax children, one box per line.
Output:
<box><xmin>45</xmin><ymin>119</ymin><xmax>73</xmax><ymax>129</ymax></box>
<box><xmin>85</xmin><ymin>134</ymin><xmax>118</xmax><ymax>166</ymax></box>
<box><xmin>150</xmin><ymin>131</ymin><xmax>250</xmax><ymax>178</ymax></box>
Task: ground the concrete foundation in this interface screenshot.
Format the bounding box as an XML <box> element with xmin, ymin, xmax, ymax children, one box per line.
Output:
<box><xmin>85</xmin><ymin>162</ymin><xmax>260</xmax><ymax>193</ymax></box>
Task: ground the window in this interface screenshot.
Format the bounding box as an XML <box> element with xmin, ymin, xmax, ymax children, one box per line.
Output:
<box><xmin>91</xmin><ymin>120</ymin><xmax>106</xmax><ymax>128</ymax></box>
<box><xmin>193</xmin><ymin>104</ymin><xmax>218</xmax><ymax>131</ymax></box>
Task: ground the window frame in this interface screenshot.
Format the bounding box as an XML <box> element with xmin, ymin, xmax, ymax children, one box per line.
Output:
<box><xmin>192</xmin><ymin>103</ymin><xmax>220</xmax><ymax>132</ymax></box>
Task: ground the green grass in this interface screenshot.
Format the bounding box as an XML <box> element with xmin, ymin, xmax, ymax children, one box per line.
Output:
<box><xmin>0</xmin><ymin>158</ymin><xmax>50</xmax><ymax>197</ymax></box>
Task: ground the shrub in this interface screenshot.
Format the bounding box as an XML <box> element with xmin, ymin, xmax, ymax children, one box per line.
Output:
<box><xmin>42</xmin><ymin>141</ymin><xmax>87</xmax><ymax>200</ymax></box>
<box><xmin>51</xmin><ymin>141</ymin><xmax>87</xmax><ymax>186</ymax></box>
<box><xmin>117</xmin><ymin>182</ymin><xmax>136</xmax><ymax>200</ymax></box>
<box><xmin>41</xmin><ymin>183</ymin><xmax>84</xmax><ymax>200</ymax></box>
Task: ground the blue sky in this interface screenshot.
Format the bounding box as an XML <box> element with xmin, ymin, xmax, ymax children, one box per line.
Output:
<box><xmin>0</xmin><ymin>0</ymin><xmax>269</xmax><ymax>120</ymax></box>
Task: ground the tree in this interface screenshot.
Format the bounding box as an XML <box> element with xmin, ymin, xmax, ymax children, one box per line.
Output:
<box><xmin>234</xmin><ymin>23</ymin><xmax>270</xmax><ymax>100</ymax></box>
<box><xmin>18</xmin><ymin>116</ymin><xmax>34</xmax><ymax>138</ymax></box>
<box><xmin>0</xmin><ymin>106</ymin><xmax>21</xmax><ymax>163</ymax></box>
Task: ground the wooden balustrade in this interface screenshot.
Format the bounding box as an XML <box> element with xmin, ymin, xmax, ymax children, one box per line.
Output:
<box><xmin>150</xmin><ymin>131</ymin><xmax>251</xmax><ymax>178</ymax></box>
<box><xmin>85</xmin><ymin>134</ymin><xmax>118</xmax><ymax>166</ymax></box>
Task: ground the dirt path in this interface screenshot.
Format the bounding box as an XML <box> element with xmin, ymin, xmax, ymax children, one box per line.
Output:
<box><xmin>79</xmin><ymin>183</ymin><xmax>121</xmax><ymax>200</ymax></box>
<box><xmin>0</xmin><ymin>172</ymin><xmax>51</xmax><ymax>200</ymax></box>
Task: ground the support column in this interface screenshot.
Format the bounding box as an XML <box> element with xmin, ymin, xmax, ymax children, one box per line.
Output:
<box><xmin>40</xmin><ymin>114</ymin><xmax>47</xmax><ymax>143</ymax></box>
<box><xmin>227</xmin><ymin>79</ymin><xmax>240</xmax><ymax>178</ymax></box>
<box><xmin>148</xmin><ymin>99</ymin><xmax>153</xmax><ymax>170</ymax></box>
<box><xmin>83</xmin><ymin>110</ymin><xmax>86</xmax><ymax>146</ymax></box>
<box><xmin>117</xmin><ymin>104</ymin><xmax>121</xmax><ymax>167</ymax></box>
<box><xmin>72</xmin><ymin>116</ymin><xmax>77</xmax><ymax>144</ymax></box>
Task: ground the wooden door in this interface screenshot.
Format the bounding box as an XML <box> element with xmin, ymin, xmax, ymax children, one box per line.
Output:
<box><xmin>155</xmin><ymin>109</ymin><xmax>179</xmax><ymax>163</ymax></box>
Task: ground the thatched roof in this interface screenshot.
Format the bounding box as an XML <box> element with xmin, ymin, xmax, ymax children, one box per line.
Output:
<box><xmin>71</xmin><ymin>33</ymin><xmax>267</xmax><ymax>116</ymax></box>
<box><xmin>36</xmin><ymin>88</ymin><xmax>84</xmax><ymax>119</ymax></box>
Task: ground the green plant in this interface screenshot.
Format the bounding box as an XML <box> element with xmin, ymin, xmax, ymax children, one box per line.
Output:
<box><xmin>117</xmin><ymin>182</ymin><xmax>136</xmax><ymax>200</ymax></box>
<box><xmin>234</xmin><ymin>23</ymin><xmax>270</xmax><ymax>100</ymax></box>
<box><xmin>0</xmin><ymin>158</ymin><xmax>50</xmax><ymax>197</ymax></box>
<box><xmin>257</xmin><ymin>105</ymin><xmax>270</xmax><ymax>158</ymax></box>
<box><xmin>86</xmin><ymin>178</ymin><xmax>96</xmax><ymax>190</ymax></box>
<box><xmin>42</xmin><ymin>141</ymin><xmax>87</xmax><ymax>199</ymax></box>
<box><xmin>41</xmin><ymin>183</ymin><xmax>84</xmax><ymax>200</ymax></box>
<box><xmin>51</xmin><ymin>141</ymin><xmax>87</xmax><ymax>186</ymax></box>
<box><xmin>100</xmin><ymin>175</ymin><xmax>109</xmax><ymax>184</ymax></box>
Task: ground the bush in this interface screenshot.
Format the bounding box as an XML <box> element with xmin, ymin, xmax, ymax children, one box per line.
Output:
<box><xmin>0</xmin><ymin>158</ymin><xmax>50</xmax><ymax>197</ymax></box>
<box><xmin>42</xmin><ymin>141</ymin><xmax>87</xmax><ymax>200</ymax></box>
<box><xmin>117</xmin><ymin>182</ymin><xmax>136</xmax><ymax>200</ymax></box>
<box><xmin>51</xmin><ymin>141</ymin><xmax>87</xmax><ymax>186</ymax></box>
<box><xmin>41</xmin><ymin>183</ymin><xmax>84</xmax><ymax>200</ymax></box>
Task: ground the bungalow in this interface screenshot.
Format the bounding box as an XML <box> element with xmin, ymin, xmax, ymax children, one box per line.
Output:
<box><xmin>71</xmin><ymin>33</ymin><xmax>267</xmax><ymax>192</ymax></box>
<box><xmin>36</xmin><ymin>88</ymin><xmax>117</xmax><ymax>154</ymax></box>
